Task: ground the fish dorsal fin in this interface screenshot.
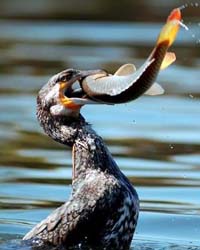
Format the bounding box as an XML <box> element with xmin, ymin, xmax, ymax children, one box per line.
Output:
<box><xmin>114</xmin><ymin>64</ymin><xmax>136</xmax><ymax>76</ymax></box>
<box><xmin>145</xmin><ymin>82</ymin><xmax>164</xmax><ymax>95</ymax></box>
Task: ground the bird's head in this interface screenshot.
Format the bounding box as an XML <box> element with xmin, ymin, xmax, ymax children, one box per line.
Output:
<box><xmin>37</xmin><ymin>68</ymin><xmax>107</xmax><ymax>118</ymax></box>
<box><xmin>36</xmin><ymin>68</ymin><xmax>108</xmax><ymax>145</ymax></box>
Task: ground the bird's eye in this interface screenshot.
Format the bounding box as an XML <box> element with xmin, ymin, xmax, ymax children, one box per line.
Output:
<box><xmin>59</xmin><ymin>73</ymin><xmax>73</xmax><ymax>82</ymax></box>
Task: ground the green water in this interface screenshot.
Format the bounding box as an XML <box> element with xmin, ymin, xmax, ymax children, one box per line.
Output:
<box><xmin>0</xmin><ymin>0</ymin><xmax>200</xmax><ymax>249</ymax></box>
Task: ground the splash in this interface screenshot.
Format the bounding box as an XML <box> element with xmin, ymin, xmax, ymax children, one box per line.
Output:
<box><xmin>179</xmin><ymin>2</ymin><xmax>199</xmax><ymax>10</ymax></box>
<box><xmin>177</xmin><ymin>2</ymin><xmax>200</xmax><ymax>44</ymax></box>
<box><xmin>179</xmin><ymin>20</ymin><xmax>189</xmax><ymax>31</ymax></box>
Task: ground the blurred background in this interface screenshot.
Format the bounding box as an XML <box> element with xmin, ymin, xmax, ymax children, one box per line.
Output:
<box><xmin>0</xmin><ymin>0</ymin><xmax>200</xmax><ymax>249</ymax></box>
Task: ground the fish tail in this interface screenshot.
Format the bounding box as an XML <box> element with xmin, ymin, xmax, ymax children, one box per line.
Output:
<box><xmin>156</xmin><ymin>8</ymin><xmax>181</xmax><ymax>47</ymax></box>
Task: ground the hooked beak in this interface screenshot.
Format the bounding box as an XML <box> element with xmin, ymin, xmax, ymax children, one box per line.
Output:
<box><xmin>59</xmin><ymin>69</ymin><xmax>108</xmax><ymax>110</ymax></box>
<box><xmin>79</xmin><ymin>69</ymin><xmax>107</xmax><ymax>79</ymax></box>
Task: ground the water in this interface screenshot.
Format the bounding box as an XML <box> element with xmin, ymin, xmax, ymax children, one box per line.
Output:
<box><xmin>179</xmin><ymin>2</ymin><xmax>200</xmax><ymax>44</ymax></box>
<box><xmin>0</xmin><ymin>1</ymin><xmax>200</xmax><ymax>249</ymax></box>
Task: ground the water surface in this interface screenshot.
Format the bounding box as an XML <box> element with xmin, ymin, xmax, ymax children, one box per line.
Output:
<box><xmin>0</xmin><ymin>1</ymin><xmax>200</xmax><ymax>249</ymax></box>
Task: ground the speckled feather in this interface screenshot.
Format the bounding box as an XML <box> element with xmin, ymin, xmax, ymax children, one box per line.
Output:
<box><xmin>23</xmin><ymin>71</ymin><xmax>139</xmax><ymax>250</ymax></box>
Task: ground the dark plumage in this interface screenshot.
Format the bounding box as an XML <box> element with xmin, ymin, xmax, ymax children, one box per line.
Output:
<box><xmin>23</xmin><ymin>69</ymin><xmax>139</xmax><ymax>250</ymax></box>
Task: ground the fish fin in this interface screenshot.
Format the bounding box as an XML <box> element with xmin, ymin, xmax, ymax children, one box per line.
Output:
<box><xmin>144</xmin><ymin>82</ymin><xmax>165</xmax><ymax>95</ymax></box>
<box><xmin>160</xmin><ymin>52</ymin><xmax>176</xmax><ymax>70</ymax></box>
<box><xmin>114</xmin><ymin>64</ymin><xmax>136</xmax><ymax>76</ymax></box>
<box><xmin>156</xmin><ymin>8</ymin><xmax>181</xmax><ymax>47</ymax></box>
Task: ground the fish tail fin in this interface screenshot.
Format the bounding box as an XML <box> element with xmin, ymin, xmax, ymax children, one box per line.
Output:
<box><xmin>156</xmin><ymin>8</ymin><xmax>181</xmax><ymax>47</ymax></box>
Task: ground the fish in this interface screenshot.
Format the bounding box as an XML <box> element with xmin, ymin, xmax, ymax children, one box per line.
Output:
<box><xmin>81</xmin><ymin>8</ymin><xmax>181</xmax><ymax>104</ymax></box>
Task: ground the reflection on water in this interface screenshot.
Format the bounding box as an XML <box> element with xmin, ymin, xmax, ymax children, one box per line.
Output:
<box><xmin>0</xmin><ymin>0</ymin><xmax>200</xmax><ymax>249</ymax></box>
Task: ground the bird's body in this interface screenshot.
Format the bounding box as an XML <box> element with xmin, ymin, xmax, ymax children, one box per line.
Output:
<box><xmin>23</xmin><ymin>8</ymin><xmax>181</xmax><ymax>250</ymax></box>
<box><xmin>24</xmin><ymin>105</ymin><xmax>139</xmax><ymax>250</ymax></box>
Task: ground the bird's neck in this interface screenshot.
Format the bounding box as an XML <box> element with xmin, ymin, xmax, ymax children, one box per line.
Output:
<box><xmin>37</xmin><ymin>98</ymin><xmax>130</xmax><ymax>189</ymax></box>
<box><xmin>37</xmin><ymin>96</ymin><xmax>86</xmax><ymax>147</ymax></box>
<box><xmin>71</xmin><ymin>121</ymin><xmax>130</xmax><ymax>191</ymax></box>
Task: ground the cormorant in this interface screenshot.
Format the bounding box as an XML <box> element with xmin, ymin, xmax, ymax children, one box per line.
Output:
<box><xmin>23</xmin><ymin>8</ymin><xmax>181</xmax><ymax>250</ymax></box>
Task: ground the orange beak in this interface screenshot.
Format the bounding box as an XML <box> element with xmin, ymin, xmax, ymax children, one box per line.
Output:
<box><xmin>58</xmin><ymin>69</ymin><xmax>107</xmax><ymax>110</ymax></box>
<box><xmin>59</xmin><ymin>82</ymin><xmax>82</xmax><ymax>110</ymax></box>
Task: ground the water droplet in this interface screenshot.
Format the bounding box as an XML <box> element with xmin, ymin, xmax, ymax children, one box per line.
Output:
<box><xmin>180</xmin><ymin>2</ymin><xmax>200</xmax><ymax>10</ymax></box>
<box><xmin>179</xmin><ymin>4</ymin><xmax>186</xmax><ymax>10</ymax></box>
<box><xmin>179</xmin><ymin>21</ymin><xmax>189</xmax><ymax>31</ymax></box>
